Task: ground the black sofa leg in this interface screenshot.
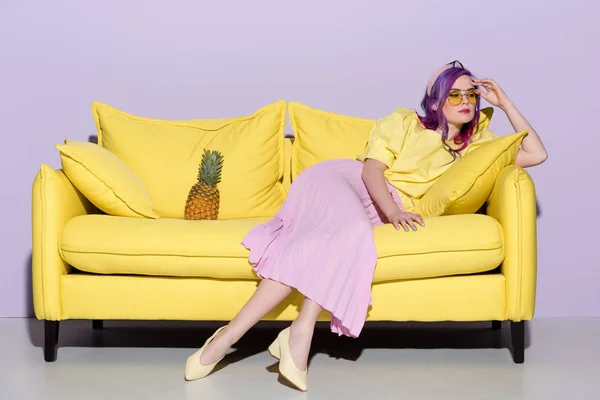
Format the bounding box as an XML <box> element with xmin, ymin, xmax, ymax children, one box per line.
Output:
<box><xmin>511</xmin><ymin>321</ymin><xmax>525</xmax><ymax>364</ymax></box>
<box><xmin>92</xmin><ymin>320</ymin><xmax>104</xmax><ymax>330</ymax></box>
<box><xmin>44</xmin><ymin>320</ymin><xmax>59</xmax><ymax>362</ymax></box>
<box><xmin>492</xmin><ymin>320</ymin><xmax>502</xmax><ymax>330</ymax></box>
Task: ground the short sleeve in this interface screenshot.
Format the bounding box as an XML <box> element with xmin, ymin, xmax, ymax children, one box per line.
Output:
<box><xmin>465</xmin><ymin>128</ymin><xmax>499</xmax><ymax>155</ymax></box>
<box><xmin>357</xmin><ymin>113</ymin><xmax>407</xmax><ymax>168</ymax></box>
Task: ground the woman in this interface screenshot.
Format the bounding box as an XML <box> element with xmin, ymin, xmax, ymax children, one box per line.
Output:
<box><xmin>184</xmin><ymin>61</ymin><xmax>548</xmax><ymax>391</ymax></box>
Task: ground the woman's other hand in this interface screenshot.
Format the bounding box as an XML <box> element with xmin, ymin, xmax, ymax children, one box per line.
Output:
<box><xmin>472</xmin><ymin>78</ymin><xmax>512</xmax><ymax>110</ymax></box>
<box><xmin>386</xmin><ymin>210</ymin><xmax>425</xmax><ymax>232</ymax></box>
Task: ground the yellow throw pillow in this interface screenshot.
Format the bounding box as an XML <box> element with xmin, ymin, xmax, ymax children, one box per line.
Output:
<box><xmin>55</xmin><ymin>140</ymin><xmax>160</xmax><ymax>219</ymax></box>
<box><xmin>414</xmin><ymin>130</ymin><xmax>528</xmax><ymax>217</ymax></box>
<box><xmin>92</xmin><ymin>101</ymin><xmax>287</xmax><ymax>219</ymax></box>
<box><xmin>288</xmin><ymin>102</ymin><xmax>375</xmax><ymax>180</ymax></box>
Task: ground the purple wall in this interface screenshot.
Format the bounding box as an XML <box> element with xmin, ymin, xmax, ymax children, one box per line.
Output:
<box><xmin>1</xmin><ymin>1</ymin><xmax>598</xmax><ymax>317</ymax></box>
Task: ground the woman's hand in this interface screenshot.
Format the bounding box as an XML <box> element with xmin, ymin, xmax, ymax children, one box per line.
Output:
<box><xmin>386</xmin><ymin>209</ymin><xmax>425</xmax><ymax>232</ymax></box>
<box><xmin>473</xmin><ymin>77</ymin><xmax>548</xmax><ymax>168</ymax></box>
<box><xmin>471</xmin><ymin>78</ymin><xmax>512</xmax><ymax>110</ymax></box>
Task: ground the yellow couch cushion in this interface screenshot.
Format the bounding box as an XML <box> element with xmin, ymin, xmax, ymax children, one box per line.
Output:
<box><xmin>288</xmin><ymin>102</ymin><xmax>375</xmax><ymax>180</ymax></box>
<box><xmin>55</xmin><ymin>140</ymin><xmax>159</xmax><ymax>219</ymax></box>
<box><xmin>373</xmin><ymin>214</ymin><xmax>503</xmax><ymax>282</ymax></box>
<box><xmin>92</xmin><ymin>101</ymin><xmax>287</xmax><ymax>219</ymax></box>
<box><xmin>414</xmin><ymin>131</ymin><xmax>528</xmax><ymax>218</ymax></box>
<box><xmin>60</xmin><ymin>215</ymin><xmax>268</xmax><ymax>279</ymax></box>
<box><xmin>59</xmin><ymin>214</ymin><xmax>504</xmax><ymax>282</ymax></box>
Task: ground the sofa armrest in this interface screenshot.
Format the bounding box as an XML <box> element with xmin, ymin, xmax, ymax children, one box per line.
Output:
<box><xmin>32</xmin><ymin>164</ymin><xmax>97</xmax><ymax>320</ymax></box>
<box><xmin>486</xmin><ymin>165</ymin><xmax>537</xmax><ymax>321</ymax></box>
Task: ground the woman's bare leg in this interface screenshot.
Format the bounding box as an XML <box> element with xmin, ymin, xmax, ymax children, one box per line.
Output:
<box><xmin>289</xmin><ymin>297</ymin><xmax>324</xmax><ymax>371</ymax></box>
<box><xmin>199</xmin><ymin>279</ymin><xmax>293</xmax><ymax>365</ymax></box>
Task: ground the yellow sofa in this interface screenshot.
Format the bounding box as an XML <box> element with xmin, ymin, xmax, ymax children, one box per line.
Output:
<box><xmin>31</xmin><ymin>104</ymin><xmax>537</xmax><ymax>364</ymax></box>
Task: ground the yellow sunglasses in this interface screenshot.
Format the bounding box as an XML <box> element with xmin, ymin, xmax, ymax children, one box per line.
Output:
<box><xmin>447</xmin><ymin>89</ymin><xmax>479</xmax><ymax>106</ymax></box>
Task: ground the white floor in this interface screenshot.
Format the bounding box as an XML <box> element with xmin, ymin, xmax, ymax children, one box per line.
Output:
<box><xmin>1</xmin><ymin>318</ymin><xmax>598</xmax><ymax>399</ymax></box>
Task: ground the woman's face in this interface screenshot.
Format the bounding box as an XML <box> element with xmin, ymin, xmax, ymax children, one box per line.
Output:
<box><xmin>439</xmin><ymin>75</ymin><xmax>478</xmax><ymax>127</ymax></box>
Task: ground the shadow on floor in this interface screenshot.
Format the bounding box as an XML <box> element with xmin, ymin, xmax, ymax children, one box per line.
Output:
<box><xmin>26</xmin><ymin>319</ymin><xmax>530</xmax><ymax>364</ymax></box>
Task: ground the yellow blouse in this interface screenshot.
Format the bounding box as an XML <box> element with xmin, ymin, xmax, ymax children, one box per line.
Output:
<box><xmin>356</xmin><ymin>107</ymin><xmax>498</xmax><ymax>212</ymax></box>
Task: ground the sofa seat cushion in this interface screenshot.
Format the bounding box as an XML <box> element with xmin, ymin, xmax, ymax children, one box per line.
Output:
<box><xmin>372</xmin><ymin>214</ymin><xmax>504</xmax><ymax>281</ymax></box>
<box><xmin>59</xmin><ymin>214</ymin><xmax>504</xmax><ymax>282</ymax></box>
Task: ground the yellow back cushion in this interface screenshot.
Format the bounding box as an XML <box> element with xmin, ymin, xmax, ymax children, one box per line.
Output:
<box><xmin>415</xmin><ymin>130</ymin><xmax>528</xmax><ymax>217</ymax></box>
<box><xmin>56</xmin><ymin>140</ymin><xmax>160</xmax><ymax>219</ymax></box>
<box><xmin>288</xmin><ymin>102</ymin><xmax>375</xmax><ymax>180</ymax></box>
<box><xmin>92</xmin><ymin>101</ymin><xmax>287</xmax><ymax>219</ymax></box>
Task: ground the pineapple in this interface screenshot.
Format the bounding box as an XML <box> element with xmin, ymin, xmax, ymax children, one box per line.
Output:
<box><xmin>184</xmin><ymin>149</ymin><xmax>224</xmax><ymax>220</ymax></box>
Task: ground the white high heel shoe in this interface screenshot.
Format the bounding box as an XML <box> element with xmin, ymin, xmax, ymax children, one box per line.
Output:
<box><xmin>184</xmin><ymin>326</ymin><xmax>227</xmax><ymax>381</ymax></box>
<box><xmin>268</xmin><ymin>326</ymin><xmax>308</xmax><ymax>392</ymax></box>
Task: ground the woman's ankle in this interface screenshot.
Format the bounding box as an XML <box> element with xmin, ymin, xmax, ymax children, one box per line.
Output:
<box><xmin>290</xmin><ymin>320</ymin><xmax>315</xmax><ymax>337</ymax></box>
<box><xmin>218</xmin><ymin>326</ymin><xmax>241</xmax><ymax>347</ymax></box>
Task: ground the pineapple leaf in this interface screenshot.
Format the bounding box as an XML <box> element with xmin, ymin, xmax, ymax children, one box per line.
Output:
<box><xmin>197</xmin><ymin>149</ymin><xmax>224</xmax><ymax>186</ymax></box>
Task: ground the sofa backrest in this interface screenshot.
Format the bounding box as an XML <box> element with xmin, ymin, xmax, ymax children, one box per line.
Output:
<box><xmin>283</xmin><ymin>137</ymin><xmax>293</xmax><ymax>193</ymax></box>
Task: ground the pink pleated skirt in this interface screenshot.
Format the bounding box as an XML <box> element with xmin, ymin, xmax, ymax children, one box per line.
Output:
<box><xmin>241</xmin><ymin>159</ymin><xmax>404</xmax><ymax>338</ymax></box>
